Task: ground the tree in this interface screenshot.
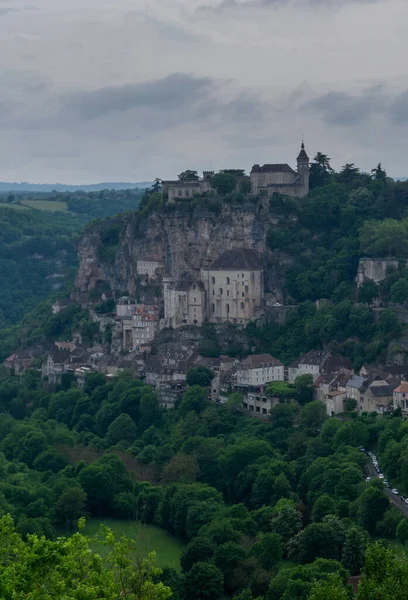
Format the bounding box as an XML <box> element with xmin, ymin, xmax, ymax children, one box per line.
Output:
<box><xmin>84</xmin><ymin>371</ymin><xmax>107</xmax><ymax>395</ymax></box>
<box><xmin>186</xmin><ymin>367</ymin><xmax>214</xmax><ymax>388</ymax></box>
<box><xmin>106</xmin><ymin>413</ymin><xmax>137</xmax><ymax>446</ymax></box>
<box><xmin>211</xmin><ymin>172</ymin><xmax>237</xmax><ymax>196</ymax></box>
<box><xmin>251</xmin><ymin>533</ymin><xmax>282</xmax><ymax>570</ymax></box>
<box><xmin>358</xmin><ymin>486</ymin><xmax>389</xmax><ymax>534</ymax></box>
<box><xmin>356</xmin><ymin>543</ymin><xmax>408</xmax><ymax>600</ymax></box>
<box><xmin>178</xmin><ymin>170</ymin><xmax>199</xmax><ymax>181</ymax></box>
<box><xmin>371</xmin><ymin>162</ymin><xmax>387</xmax><ymax>182</ymax></box>
<box><xmin>179</xmin><ymin>386</ymin><xmax>209</xmax><ymax>415</ymax></box>
<box><xmin>338</xmin><ymin>163</ymin><xmax>360</xmax><ymax>184</ymax></box>
<box><xmin>152</xmin><ymin>178</ymin><xmax>162</xmax><ymax>193</ymax></box>
<box><xmin>266</xmin><ymin>381</ymin><xmax>294</xmax><ymax>403</ymax></box>
<box><xmin>56</xmin><ymin>487</ymin><xmax>87</xmax><ymax>530</ymax></box>
<box><xmin>307</xmin><ymin>574</ymin><xmax>348</xmax><ymax>600</ymax></box>
<box><xmin>184</xmin><ymin>562</ymin><xmax>224</xmax><ymax>600</ymax></box>
<box><xmin>270</xmin><ymin>403</ymin><xmax>297</xmax><ymax>429</ymax></box>
<box><xmin>390</xmin><ymin>278</ymin><xmax>408</xmax><ymax>304</ymax></box>
<box><xmin>312</xmin><ymin>494</ymin><xmax>337</xmax><ymax>523</ymax></box>
<box><xmin>344</xmin><ymin>397</ymin><xmax>357</xmax><ymax>413</ymax></box>
<box><xmin>181</xmin><ymin>538</ymin><xmax>216</xmax><ymax>572</ymax></box>
<box><xmin>396</xmin><ymin>519</ymin><xmax>408</xmax><ymax>546</ymax></box>
<box><xmin>358</xmin><ymin>280</ymin><xmax>379</xmax><ymax>305</ymax></box>
<box><xmin>33</xmin><ymin>447</ymin><xmax>69</xmax><ymax>472</ymax></box>
<box><xmin>161</xmin><ymin>454</ymin><xmax>200</xmax><ymax>484</ymax></box>
<box><xmin>341</xmin><ymin>527</ymin><xmax>367</xmax><ymax>575</ymax></box>
<box><xmin>309</xmin><ymin>152</ymin><xmax>334</xmax><ymax>189</ymax></box>
<box><xmin>227</xmin><ymin>392</ymin><xmax>244</xmax><ymax>411</ymax></box>
<box><xmin>295</xmin><ymin>520</ymin><xmax>344</xmax><ymax>564</ymax></box>
<box><xmin>295</xmin><ymin>374</ymin><xmax>314</xmax><ymax>405</ymax></box>
<box><xmin>239</xmin><ymin>179</ymin><xmax>252</xmax><ymax>195</ymax></box>
<box><xmin>300</xmin><ymin>401</ymin><xmax>327</xmax><ymax>434</ymax></box>
<box><xmin>0</xmin><ymin>514</ymin><xmax>172</xmax><ymax>599</ymax></box>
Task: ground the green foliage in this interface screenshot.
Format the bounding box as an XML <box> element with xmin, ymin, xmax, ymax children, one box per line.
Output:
<box><xmin>251</xmin><ymin>532</ymin><xmax>283</xmax><ymax>570</ymax></box>
<box><xmin>300</xmin><ymin>401</ymin><xmax>327</xmax><ymax>434</ymax></box>
<box><xmin>396</xmin><ymin>519</ymin><xmax>408</xmax><ymax>545</ymax></box>
<box><xmin>186</xmin><ymin>367</ymin><xmax>214</xmax><ymax>387</ymax></box>
<box><xmin>184</xmin><ymin>561</ymin><xmax>224</xmax><ymax>599</ymax></box>
<box><xmin>357</xmin><ymin>543</ymin><xmax>408</xmax><ymax>600</ymax></box>
<box><xmin>360</xmin><ymin>218</ymin><xmax>408</xmax><ymax>257</ymax></box>
<box><xmin>211</xmin><ymin>172</ymin><xmax>237</xmax><ymax>196</ymax></box>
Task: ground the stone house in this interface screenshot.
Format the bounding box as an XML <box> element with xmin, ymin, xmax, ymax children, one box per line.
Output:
<box><xmin>235</xmin><ymin>354</ymin><xmax>285</xmax><ymax>416</ymax></box>
<box><xmin>288</xmin><ymin>350</ymin><xmax>330</xmax><ymax>383</ymax></box>
<box><xmin>201</xmin><ymin>248</ymin><xmax>264</xmax><ymax>325</ymax></box>
<box><xmin>250</xmin><ymin>142</ymin><xmax>309</xmax><ymax>198</ymax></box>
<box><xmin>393</xmin><ymin>383</ymin><xmax>408</xmax><ymax>415</ymax></box>
<box><xmin>162</xmin><ymin>171</ymin><xmax>215</xmax><ymax>203</ymax></box>
<box><xmin>360</xmin><ymin>379</ymin><xmax>394</xmax><ymax>414</ymax></box>
<box><xmin>4</xmin><ymin>349</ymin><xmax>35</xmax><ymax>375</ymax></box>
<box><xmin>136</xmin><ymin>255</ymin><xmax>163</xmax><ymax>280</ymax></box>
<box><xmin>163</xmin><ymin>280</ymin><xmax>206</xmax><ymax>329</ymax></box>
<box><xmin>42</xmin><ymin>345</ymin><xmax>72</xmax><ymax>382</ymax></box>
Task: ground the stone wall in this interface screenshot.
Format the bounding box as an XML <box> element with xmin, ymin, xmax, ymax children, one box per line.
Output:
<box><xmin>356</xmin><ymin>258</ymin><xmax>405</xmax><ymax>286</ymax></box>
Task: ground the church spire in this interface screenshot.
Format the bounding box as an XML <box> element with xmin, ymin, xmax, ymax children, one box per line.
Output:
<box><xmin>297</xmin><ymin>139</ymin><xmax>309</xmax><ymax>161</ymax></box>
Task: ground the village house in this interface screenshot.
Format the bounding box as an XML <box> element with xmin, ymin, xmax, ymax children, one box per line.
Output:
<box><xmin>360</xmin><ymin>379</ymin><xmax>394</xmax><ymax>414</ymax></box>
<box><xmin>136</xmin><ymin>255</ymin><xmax>163</xmax><ymax>280</ymax></box>
<box><xmin>393</xmin><ymin>383</ymin><xmax>408</xmax><ymax>415</ymax></box>
<box><xmin>201</xmin><ymin>248</ymin><xmax>264</xmax><ymax>325</ymax></box>
<box><xmin>235</xmin><ymin>354</ymin><xmax>284</xmax><ymax>416</ymax></box>
<box><xmin>163</xmin><ymin>280</ymin><xmax>206</xmax><ymax>329</ymax></box>
<box><xmin>288</xmin><ymin>350</ymin><xmax>330</xmax><ymax>383</ymax></box>
<box><xmin>4</xmin><ymin>349</ymin><xmax>36</xmax><ymax>375</ymax></box>
<box><xmin>162</xmin><ymin>171</ymin><xmax>215</xmax><ymax>203</ymax></box>
<box><xmin>250</xmin><ymin>142</ymin><xmax>309</xmax><ymax>198</ymax></box>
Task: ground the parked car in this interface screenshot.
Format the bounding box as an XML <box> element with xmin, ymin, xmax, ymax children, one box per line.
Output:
<box><xmin>366</xmin><ymin>476</ymin><xmax>371</xmax><ymax>482</ymax></box>
<box><xmin>383</xmin><ymin>480</ymin><xmax>389</xmax><ymax>487</ymax></box>
<box><xmin>379</xmin><ymin>474</ymin><xmax>384</xmax><ymax>479</ymax></box>
<box><xmin>404</xmin><ymin>498</ymin><xmax>408</xmax><ymax>505</ymax></box>
<box><xmin>392</xmin><ymin>488</ymin><xmax>399</xmax><ymax>495</ymax></box>
<box><xmin>358</xmin><ymin>446</ymin><xmax>365</xmax><ymax>452</ymax></box>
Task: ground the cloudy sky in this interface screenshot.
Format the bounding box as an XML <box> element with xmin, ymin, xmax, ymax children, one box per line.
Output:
<box><xmin>0</xmin><ymin>0</ymin><xmax>407</xmax><ymax>183</ymax></box>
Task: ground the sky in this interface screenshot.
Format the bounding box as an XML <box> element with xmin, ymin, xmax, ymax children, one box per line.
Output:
<box><xmin>0</xmin><ymin>0</ymin><xmax>407</xmax><ymax>183</ymax></box>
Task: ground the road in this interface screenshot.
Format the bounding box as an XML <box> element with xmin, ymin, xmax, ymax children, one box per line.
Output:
<box><xmin>366</xmin><ymin>454</ymin><xmax>408</xmax><ymax>517</ymax></box>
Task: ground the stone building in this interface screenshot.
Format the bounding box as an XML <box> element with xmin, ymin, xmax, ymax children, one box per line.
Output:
<box><xmin>250</xmin><ymin>142</ymin><xmax>309</xmax><ymax>198</ymax></box>
<box><xmin>163</xmin><ymin>279</ymin><xmax>206</xmax><ymax>329</ymax></box>
<box><xmin>162</xmin><ymin>171</ymin><xmax>215</xmax><ymax>203</ymax></box>
<box><xmin>136</xmin><ymin>255</ymin><xmax>163</xmax><ymax>279</ymax></box>
<box><xmin>235</xmin><ymin>354</ymin><xmax>285</xmax><ymax>416</ymax></box>
<box><xmin>201</xmin><ymin>248</ymin><xmax>264</xmax><ymax>325</ymax></box>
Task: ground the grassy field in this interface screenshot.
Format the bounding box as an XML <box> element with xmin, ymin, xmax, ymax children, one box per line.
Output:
<box><xmin>0</xmin><ymin>202</ymin><xmax>29</xmax><ymax>210</ymax></box>
<box><xmin>21</xmin><ymin>199</ymin><xmax>68</xmax><ymax>212</ymax></box>
<box><xmin>80</xmin><ymin>518</ymin><xmax>186</xmax><ymax>571</ymax></box>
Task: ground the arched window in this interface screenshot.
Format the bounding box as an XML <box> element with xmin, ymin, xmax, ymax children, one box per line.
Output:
<box><xmin>219</xmin><ymin>288</ymin><xmax>223</xmax><ymax>295</ymax></box>
<box><xmin>226</xmin><ymin>277</ymin><xmax>230</xmax><ymax>284</ymax></box>
<box><xmin>193</xmin><ymin>284</ymin><xmax>196</xmax><ymax>289</ymax></box>
<box><xmin>226</xmin><ymin>304</ymin><xmax>230</xmax><ymax>314</ymax></box>
<box><xmin>211</xmin><ymin>277</ymin><xmax>215</xmax><ymax>284</ymax></box>
<box><xmin>240</xmin><ymin>302</ymin><xmax>245</xmax><ymax>310</ymax></box>
<box><xmin>194</xmin><ymin>297</ymin><xmax>196</xmax><ymax>303</ymax></box>
<box><xmin>227</xmin><ymin>290</ymin><xmax>230</xmax><ymax>297</ymax></box>
<box><xmin>212</xmin><ymin>303</ymin><xmax>215</xmax><ymax>313</ymax></box>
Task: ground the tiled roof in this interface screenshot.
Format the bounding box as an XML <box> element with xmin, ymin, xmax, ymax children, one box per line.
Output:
<box><xmin>394</xmin><ymin>383</ymin><xmax>408</xmax><ymax>394</ymax></box>
<box><xmin>251</xmin><ymin>164</ymin><xmax>296</xmax><ymax>174</ymax></box>
<box><xmin>299</xmin><ymin>350</ymin><xmax>328</xmax><ymax>366</ymax></box>
<box><xmin>209</xmin><ymin>248</ymin><xmax>262</xmax><ymax>270</ymax></box>
<box><xmin>240</xmin><ymin>354</ymin><xmax>283</xmax><ymax>369</ymax></box>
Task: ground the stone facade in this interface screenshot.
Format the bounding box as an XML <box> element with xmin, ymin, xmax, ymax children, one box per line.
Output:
<box><xmin>356</xmin><ymin>258</ymin><xmax>404</xmax><ymax>287</ymax></box>
<box><xmin>201</xmin><ymin>248</ymin><xmax>264</xmax><ymax>325</ymax></box>
<box><xmin>250</xmin><ymin>143</ymin><xmax>309</xmax><ymax>198</ymax></box>
<box><xmin>163</xmin><ymin>279</ymin><xmax>206</xmax><ymax>329</ymax></box>
<box><xmin>162</xmin><ymin>171</ymin><xmax>215</xmax><ymax>203</ymax></box>
<box><xmin>136</xmin><ymin>256</ymin><xmax>163</xmax><ymax>279</ymax></box>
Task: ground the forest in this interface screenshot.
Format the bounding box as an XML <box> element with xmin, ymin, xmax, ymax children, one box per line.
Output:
<box><xmin>0</xmin><ymin>366</ymin><xmax>408</xmax><ymax>599</ymax></box>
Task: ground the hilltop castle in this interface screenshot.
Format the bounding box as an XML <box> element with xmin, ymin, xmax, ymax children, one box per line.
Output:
<box><xmin>162</xmin><ymin>143</ymin><xmax>309</xmax><ymax>202</ymax></box>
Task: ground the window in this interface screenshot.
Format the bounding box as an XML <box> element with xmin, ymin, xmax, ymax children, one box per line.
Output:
<box><xmin>226</xmin><ymin>304</ymin><xmax>230</xmax><ymax>313</ymax></box>
<box><xmin>242</xmin><ymin>273</ymin><xmax>244</xmax><ymax>278</ymax></box>
<box><xmin>211</xmin><ymin>277</ymin><xmax>215</xmax><ymax>284</ymax></box>
<box><xmin>219</xmin><ymin>288</ymin><xmax>223</xmax><ymax>295</ymax></box>
<box><xmin>212</xmin><ymin>303</ymin><xmax>215</xmax><ymax>313</ymax></box>
<box><xmin>212</xmin><ymin>290</ymin><xmax>215</xmax><ymax>296</ymax></box>
<box><xmin>194</xmin><ymin>297</ymin><xmax>196</xmax><ymax>303</ymax></box>
<box><xmin>184</xmin><ymin>190</ymin><xmax>189</xmax><ymax>197</ymax></box>
<box><xmin>240</xmin><ymin>302</ymin><xmax>245</xmax><ymax>310</ymax></box>
<box><xmin>226</xmin><ymin>277</ymin><xmax>230</xmax><ymax>284</ymax></box>
<box><xmin>242</xmin><ymin>292</ymin><xmax>245</xmax><ymax>297</ymax></box>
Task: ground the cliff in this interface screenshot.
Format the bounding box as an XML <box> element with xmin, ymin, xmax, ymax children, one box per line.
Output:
<box><xmin>74</xmin><ymin>202</ymin><xmax>288</xmax><ymax>301</ymax></box>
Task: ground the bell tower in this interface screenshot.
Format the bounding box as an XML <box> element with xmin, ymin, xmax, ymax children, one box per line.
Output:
<box><xmin>297</xmin><ymin>140</ymin><xmax>309</xmax><ymax>196</ymax></box>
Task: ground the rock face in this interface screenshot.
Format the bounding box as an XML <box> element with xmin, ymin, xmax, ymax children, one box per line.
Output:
<box><xmin>356</xmin><ymin>258</ymin><xmax>405</xmax><ymax>286</ymax></box>
<box><xmin>74</xmin><ymin>203</ymin><xmax>288</xmax><ymax>301</ymax></box>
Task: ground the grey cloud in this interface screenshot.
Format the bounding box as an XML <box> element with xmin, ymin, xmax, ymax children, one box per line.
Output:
<box><xmin>390</xmin><ymin>90</ymin><xmax>408</xmax><ymax>124</ymax></box>
<box><xmin>302</xmin><ymin>86</ymin><xmax>387</xmax><ymax>126</ymax></box>
<box><xmin>200</xmin><ymin>0</ymin><xmax>386</xmax><ymax>11</ymax></box>
<box><xmin>64</xmin><ymin>73</ymin><xmax>217</xmax><ymax>121</ymax></box>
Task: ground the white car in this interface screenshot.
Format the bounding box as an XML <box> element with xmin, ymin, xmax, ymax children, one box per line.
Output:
<box><xmin>404</xmin><ymin>498</ymin><xmax>408</xmax><ymax>505</ymax></box>
<box><xmin>379</xmin><ymin>474</ymin><xmax>384</xmax><ymax>479</ymax></box>
<box><xmin>392</xmin><ymin>488</ymin><xmax>399</xmax><ymax>495</ymax></box>
<box><xmin>366</xmin><ymin>476</ymin><xmax>371</xmax><ymax>482</ymax></box>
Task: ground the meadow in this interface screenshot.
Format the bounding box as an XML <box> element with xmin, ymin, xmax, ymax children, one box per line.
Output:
<box><xmin>21</xmin><ymin>199</ymin><xmax>68</xmax><ymax>212</ymax></box>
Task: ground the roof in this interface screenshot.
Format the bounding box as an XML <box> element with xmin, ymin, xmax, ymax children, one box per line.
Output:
<box><xmin>169</xmin><ymin>281</ymin><xmax>205</xmax><ymax>292</ymax></box>
<box><xmin>394</xmin><ymin>383</ymin><xmax>408</xmax><ymax>393</ymax></box>
<box><xmin>346</xmin><ymin>375</ymin><xmax>365</xmax><ymax>390</ymax></box>
<box><xmin>369</xmin><ymin>384</ymin><xmax>393</xmax><ymax>398</ymax></box>
<box><xmin>299</xmin><ymin>350</ymin><xmax>328</xmax><ymax>366</ymax></box>
<box><xmin>209</xmin><ymin>248</ymin><xmax>262</xmax><ymax>270</ymax></box>
<box><xmin>240</xmin><ymin>354</ymin><xmax>283</xmax><ymax>369</ymax></box>
<box><xmin>297</xmin><ymin>142</ymin><xmax>309</xmax><ymax>161</ymax></box>
<box><xmin>251</xmin><ymin>164</ymin><xmax>296</xmax><ymax>174</ymax></box>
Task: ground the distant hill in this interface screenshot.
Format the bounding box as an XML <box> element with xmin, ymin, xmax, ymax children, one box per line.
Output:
<box><xmin>0</xmin><ymin>181</ymin><xmax>153</xmax><ymax>193</ymax></box>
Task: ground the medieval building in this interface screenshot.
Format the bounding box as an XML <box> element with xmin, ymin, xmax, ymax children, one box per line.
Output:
<box><xmin>250</xmin><ymin>142</ymin><xmax>309</xmax><ymax>198</ymax></box>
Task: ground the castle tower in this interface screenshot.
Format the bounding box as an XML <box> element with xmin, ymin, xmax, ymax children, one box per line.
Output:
<box><xmin>297</xmin><ymin>141</ymin><xmax>310</xmax><ymax>196</ymax></box>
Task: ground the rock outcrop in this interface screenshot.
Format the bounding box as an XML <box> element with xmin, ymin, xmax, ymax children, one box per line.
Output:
<box><xmin>74</xmin><ymin>202</ymin><xmax>289</xmax><ymax>301</ymax></box>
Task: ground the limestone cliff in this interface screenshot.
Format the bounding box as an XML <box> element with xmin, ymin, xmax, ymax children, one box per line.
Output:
<box><xmin>74</xmin><ymin>202</ymin><xmax>287</xmax><ymax>300</ymax></box>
